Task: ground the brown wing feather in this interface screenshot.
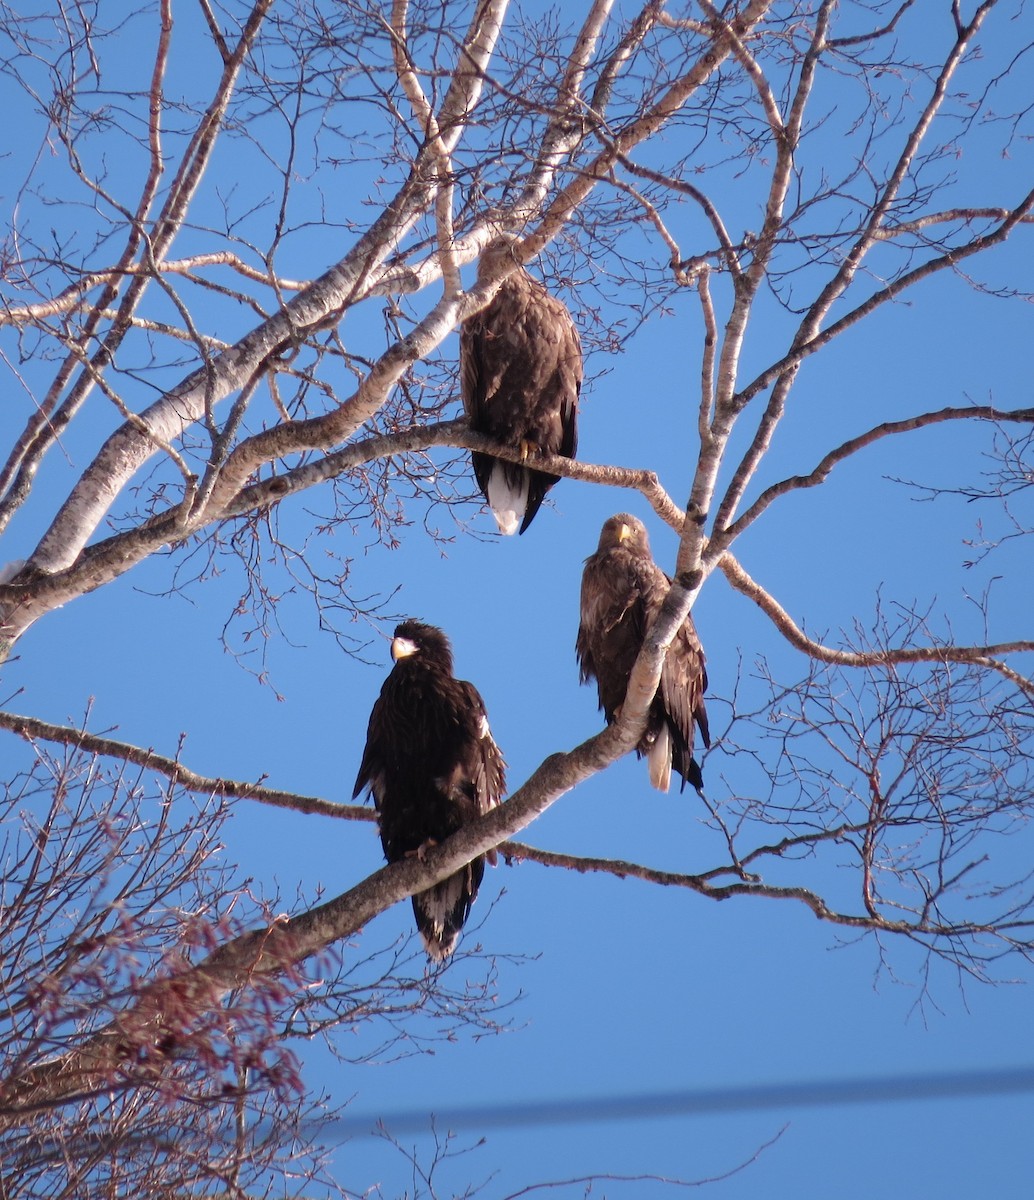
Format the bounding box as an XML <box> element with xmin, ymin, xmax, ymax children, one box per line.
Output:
<box><xmin>632</xmin><ymin>554</ymin><xmax>709</xmax><ymax>748</ymax></box>
<box><xmin>466</xmin><ymin>682</ymin><xmax>507</xmax><ymax>815</ymax></box>
<box><xmin>576</xmin><ymin>544</ymin><xmax>647</xmax><ymax>719</ymax></box>
<box><xmin>456</xmin><ymin>678</ymin><xmax>506</xmax><ymax>866</ymax></box>
<box><xmin>661</xmin><ymin>618</ymin><xmax>710</xmax><ymax>752</ymax></box>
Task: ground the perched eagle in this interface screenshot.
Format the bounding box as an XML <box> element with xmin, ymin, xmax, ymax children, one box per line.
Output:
<box><xmin>460</xmin><ymin>236</ymin><xmax>582</xmax><ymax>535</ymax></box>
<box><xmin>352</xmin><ymin>620</ymin><xmax>507</xmax><ymax>960</ymax></box>
<box><xmin>576</xmin><ymin>514</ymin><xmax>710</xmax><ymax>793</ymax></box>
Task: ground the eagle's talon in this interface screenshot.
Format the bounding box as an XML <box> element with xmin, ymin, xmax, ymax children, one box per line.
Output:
<box><xmin>414</xmin><ymin>838</ymin><xmax>438</xmax><ymax>863</ymax></box>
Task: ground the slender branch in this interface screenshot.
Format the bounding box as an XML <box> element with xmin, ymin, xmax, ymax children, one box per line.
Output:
<box><xmin>800</xmin><ymin>2</ymin><xmax>998</xmax><ymax>341</ymax></box>
<box><xmin>708</xmin><ymin>2</ymin><xmax>833</xmax><ymax>539</ymax></box>
<box><xmin>697</xmin><ymin>267</ymin><xmax>718</xmax><ymax>435</ymax></box>
<box><xmin>0</xmin><ymin>0</ymin><xmax>178</xmax><ymax>528</ymax></box>
<box><xmin>606</xmin><ymin>170</ymin><xmax>683</xmax><ymax>267</ymax></box>
<box><xmin>613</xmin><ymin>151</ymin><xmax>741</xmax><ymax>278</ymax></box>
<box><xmin>825</xmin><ymin>1</ymin><xmax>915</xmax><ymax>48</ymax></box>
<box><xmin>732</xmin><ymin>184</ymin><xmax>1034</xmax><ymax>414</ymax></box>
<box><xmin>710</xmin><ymin>3</ymin><xmax>1008</xmax><ymax>555</ymax></box>
<box><xmin>0</xmin><ymin>256</ymin><xmax>309</xmax><ymax>326</ymax></box>
<box><xmin>388</xmin><ymin>0</ymin><xmax>461</xmax><ymax>296</ymax></box>
<box><xmin>0</xmin><ymin>710</ymin><xmax>370</xmax><ymax>822</ymax></box>
<box><xmin>718</xmin><ymin>552</ymin><xmax>1034</xmax><ymax>696</ymax></box>
<box><xmin>500</xmin><ymin>840</ymin><xmax>1013</xmax><ymax>938</ymax></box>
<box><xmin>64</xmin><ymin>341</ymin><xmax>198</xmax><ymax>499</ymax></box>
<box><xmin>521</xmin><ymin>0</ymin><xmax>775</xmax><ymax>258</ymax></box>
<box><xmin>513</xmin><ymin>0</ymin><xmax>618</xmax><ymax>227</ymax></box>
<box><xmin>725</xmin><ymin>404</ymin><xmax>1034</xmax><ymax>541</ymax></box>
<box><xmin>875</xmin><ymin>208</ymin><xmax>1034</xmax><ymax>239</ymax></box>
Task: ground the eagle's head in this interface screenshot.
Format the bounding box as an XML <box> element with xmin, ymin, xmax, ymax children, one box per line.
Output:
<box><xmin>475</xmin><ymin>232</ymin><xmax>525</xmax><ymax>283</ymax></box>
<box><xmin>390</xmin><ymin>620</ymin><xmax>454</xmax><ymax>674</ymax></box>
<box><xmin>597</xmin><ymin>512</ymin><xmax>650</xmax><ymax>556</ymax></box>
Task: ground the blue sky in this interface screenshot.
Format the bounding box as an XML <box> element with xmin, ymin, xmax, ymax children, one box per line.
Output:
<box><xmin>2</xmin><ymin>2</ymin><xmax>1033</xmax><ymax>1196</ymax></box>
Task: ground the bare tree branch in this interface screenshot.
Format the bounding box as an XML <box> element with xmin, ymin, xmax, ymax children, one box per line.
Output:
<box><xmin>0</xmin><ymin>710</ymin><xmax>367</xmax><ymax>821</ymax></box>
<box><xmin>718</xmin><ymin>552</ymin><xmax>1034</xmax><ymax>697</ymax></box>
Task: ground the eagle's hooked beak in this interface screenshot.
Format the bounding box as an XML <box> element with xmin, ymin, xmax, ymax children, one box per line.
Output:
<box><xmin>617</xmin><ymin>522</ymin><xmax>632</xmax><ymax>542</ymax></box>
<box><xmin>391</xmin><ymin>636</ymin><xmax>418</xmax><ymax>661</ymax></box>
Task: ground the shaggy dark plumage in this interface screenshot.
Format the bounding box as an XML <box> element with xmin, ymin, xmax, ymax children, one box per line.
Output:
<box><xmin>353</xmin><ymin>620</ymin><xmax>506</xmax><ymax>959</ymax></box>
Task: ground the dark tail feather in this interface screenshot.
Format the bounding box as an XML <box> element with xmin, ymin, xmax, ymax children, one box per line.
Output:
<box><xmin>670</xmin><ymin>718</ymin><xmax>705</xmax><ymax>794</ymax></box>
<box><xmin>696</xmin><ymin>700</ymin><xmax>711</xmax><ymax>751</ymax></box>
<box><xmin>518</xmin><ymin>468</ymin><xmax>559</xmax><ymax>534</ymax></box>
<box><xmin>412</xmin><ymin>859</ymin><xmax>485</xmax><ymax>961</ymax></box>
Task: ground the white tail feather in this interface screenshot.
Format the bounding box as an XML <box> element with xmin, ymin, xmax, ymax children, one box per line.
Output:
<box><xmin>486</xmin><ymin>463</ymin><xmax>528</xmax><ymax>536</ymax></box>
<box><xmin>421</xmin><ymin>929</ymin><xmax>456</xmax><ymax>961</ymax></box>
<box><xmin>415</xmin><ymin>874</ymin><xmax>468</xmax><ymax>959</ymax></box>
<box><xmin>647</xmin><ymin>724</ymin><xmax>672</xmax><ymax>792</ymax></box>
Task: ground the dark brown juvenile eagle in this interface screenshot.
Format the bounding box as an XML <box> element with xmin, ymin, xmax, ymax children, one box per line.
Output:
<box><xmin>576</xmin><ymin>513</ymin><xmax>710</xmax><ymax>792</ymax></box>
<box><xmin>460</xmin><ymin>236</ymin><xmax>582</xmax><ymax>535</ymax></box>
<box><xmin>352</xmin><ymin>620</ymin><xmax>507</xmax><ymax>960</ymax></box>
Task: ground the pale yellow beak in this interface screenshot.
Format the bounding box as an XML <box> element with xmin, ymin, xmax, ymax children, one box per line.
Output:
<box><xmin>390</xmin><ymin>636</ymin><xmax>418</xmax><ymax>661</ymax></box>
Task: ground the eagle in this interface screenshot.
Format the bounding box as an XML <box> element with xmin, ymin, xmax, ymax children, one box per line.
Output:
<box><xmin>576</xmin><ymin>513</ymin><xmax>710</xmax><ymax>793</ymax></box>
<box><xmin>352</xmin><ymin>620</ymin><xmax>507</xmax><ymax>960</ymax></box>
<box><xmin>460</xmin><ymin>235</ymin><xmax>582</xmax><ymax>535</ymax></box>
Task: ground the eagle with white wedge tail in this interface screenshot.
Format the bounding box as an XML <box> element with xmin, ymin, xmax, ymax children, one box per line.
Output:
<box><xmin>576</xmin><ymin>514</ymin><xmax>710</xmax><ymax>793</ymax></box>
<box><xmin>460</xmin><ymin>235</ymin><xmax>581</xmax><ymax>535</ymax></box>
<box><xmin>353</xmin><ymin>620</ymin><xmax>507</xmax><ymax>960</ymax></box>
